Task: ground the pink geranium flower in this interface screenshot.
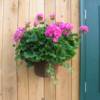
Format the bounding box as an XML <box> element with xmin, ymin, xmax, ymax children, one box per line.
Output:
<box><xmin>13</xmin><ymin>27</ymin><xmax>25</xmax><ymax>43</ymax></box>
<box><xmin>36</xmin><ymin>13</ymin><xmax>45</xmax><ymax>21</ymax></box>
<box><xmin>33</xmin><ymin>13</ymin><xmax>45</xmax><ymax>26</ymax></box>
<box><xmin>59</xmin><ymin>22</ymin><xmax>73</xmax><ymax>36</ymax></box>
<box><xmin>80</xmin><ymin>25</ymin><xmax>89</xmax><ymax>32</ymax></box>
<box><xmin>65</xmin><ymin>23</ymin><xmax>73</xmax><ymax>31</ymax></box>
<box><xmin>60</xmin><ymin>22</ymin><xmax>73</xmax><ymax>31</ymax></box>
<box><xmin>45</xmin><ymin>23</ymin><xmax>62</xmax><ymax>43</ymax></box>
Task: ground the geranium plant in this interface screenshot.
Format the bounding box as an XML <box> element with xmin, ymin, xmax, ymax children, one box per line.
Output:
<box><xmin>13</xmin><ymin>13</ymin><xmax>88</xmax><ymax>81</ymax></box>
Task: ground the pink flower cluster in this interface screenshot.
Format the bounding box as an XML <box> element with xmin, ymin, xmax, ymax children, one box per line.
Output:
<box><xmin>45</xmin><ymin>24</ymin><xmax>62</xmax><ymax>43</ymax></box>
<box><xmin>34</xmin><ymin>13</ymin><xmax>45</xmax><ymax>26</ymax></box>
<box><xmin>80</xmin><ymin>25</ymin><xmax>89</xmax><ymax>32</ymax></box>
<box><xmin>59</xmin><ymin>22</ymin><xmax>73</xmax><ymax>35</ymax></box>
<box><xmin>33</xmin><ymin>13</ymin><xmax>56</xmax><ymax>26</ymax></box>
<box><xmin>45</xmin><ymin>22</ymin><xmax>74</xmax><ymax>42</ymax></box>
<box><xmin>13</xmin><ymin>27</ymin><xmax>25</xmax><ymax>43</ymax></box>
<box><xmin>13</xmin><ymin>13</ymin><xmax>89</xmax><ymax>44</ymax></box>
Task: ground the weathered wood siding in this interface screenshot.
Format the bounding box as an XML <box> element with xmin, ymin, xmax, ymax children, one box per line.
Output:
<box><xmin>0</xmin><ymin>0</ymin><xmax>79</xmax><ymax>100</ymax></box>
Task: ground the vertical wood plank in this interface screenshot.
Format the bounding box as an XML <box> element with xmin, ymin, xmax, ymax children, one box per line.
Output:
<box><xmin>56</xmin><ymin>0</ymin><xmax>67</xmax><ymax>22</ymax></box>
<box><xmin>44</xmin><ymin>0</ymin><xmax>56</xmax><ymax>100</ymax></box>
<box><xmin>29</xmin><ymin>0</ymin><xmax>36</xmax><ymax>21</ymax></box>
<box><xmin>56</xmin><ymin>0</ymin><xmax>72</xmax><ymax>100</ymax></box>
<box><xmin>29</xmin><ymin>0</ymin><xmax>44</xmax><ymax>100</ymax></box>
<box><xmin>66</xmin><ymin>1</ymin><xmax>72</xmax><ymax>100</ymax></box>
<box><xmin>44</xmin><ymin>0</ymin><xmax>56</xmax><ymax>24</ymax></box>
<box><xmin>2</xmin><ymin>0</ymin><xmax>18</xmax><ymax>100</ymax></box>
<box><xmin>0</xmin><ymin>0</ymin><xmax>3</xmax><ymax>100</ymax></box>
<box><xmin>17</xmin><ymin>62</ymin><xmax>29</xmax><ymax>100</ymax></box>
<box><xmin>71</xmin><ymin>0</ymin><xmax>80</xmax><ymax>100</ymax></box>
<box><xmin>17</xmin><ymin>0</ymin><xmax>30</xmax><ymax>100</ymax></box>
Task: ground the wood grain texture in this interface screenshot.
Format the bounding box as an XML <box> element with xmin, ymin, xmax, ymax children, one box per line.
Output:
<box><xmin>56</xmin><ymin>0</ymin><xmax>67</xmax><ymax>22</ymax></box>
<box><xmin>0</xmin><ymin>0</ymin><xmax>3</xmax><ymax>100</ymax></box>
<box><xmin>0</xmin><ymin>0</ymin><xmax>80</xmax><ymax>100</ymax></box>
<box><xmin>2</xmin><ymin>0</ymin><xmax>18</xmax><ymax>100</ymax></box>
<box><xmin>44</xmin><ymin>0</ymin><xmax>56</xmax><ymax>24</ymax></box>
<box><xmin>44</xmin><ymin>0</ymin><xmax>56</xmax><ymax>100</ymax></box>
<box><xmin>17</xmin><ymin>0</ymin><xmax>30</xmax><ymax>100</ymax></box>
<box><xmin>66</xmin><ymin>1</ymin><xmax>72</xmax><ymax>100</ymax></box>
<box><xmin>71</xmin><ymin>0</ymin><xmax>80</xmax><ymax>100</ymax></box>
<box><xmin>28</xmin><ymin>0</ymin><xmax>44</xmax><ymax>100</ymax></box>
<box><xmin>56</xmin><ymin>0</ymin><xmax>72</xmax><ymax>100</ymax></box>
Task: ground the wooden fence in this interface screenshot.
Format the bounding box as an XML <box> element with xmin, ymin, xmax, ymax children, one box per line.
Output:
<box><xmin>0</xmin><ymin>0</ymin><xmax>79</xmax><ymax>100</ymax></box>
